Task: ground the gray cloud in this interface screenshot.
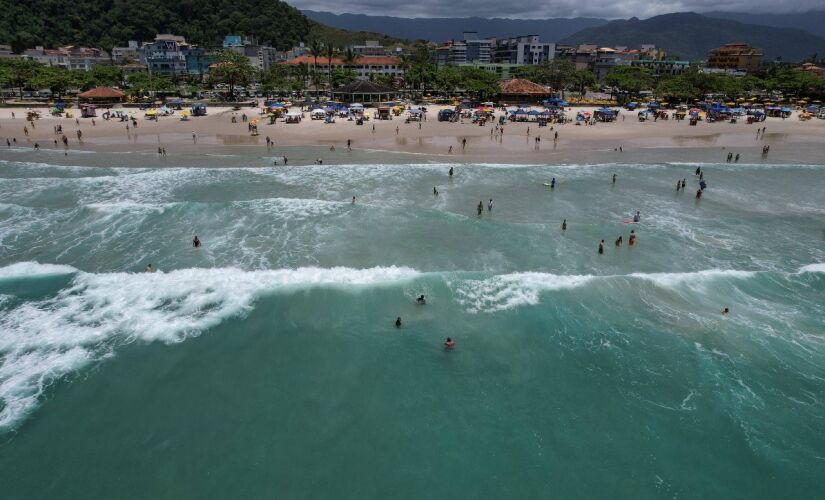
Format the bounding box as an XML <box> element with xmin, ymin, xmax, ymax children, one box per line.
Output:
<box><xmin>292</xmin><ymin>0</ymin><xmax>821</xmax><ymax>18</ymax></box>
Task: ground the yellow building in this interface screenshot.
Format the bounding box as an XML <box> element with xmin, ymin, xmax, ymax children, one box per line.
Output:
<box><xmin>706</xmin><ymin>43</ymin><xmax>763</xmax><ymax>72</ymax></box>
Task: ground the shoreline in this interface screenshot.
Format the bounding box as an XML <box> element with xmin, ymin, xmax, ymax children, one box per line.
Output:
<box><xmin>1</xmin><ymin>104</ymin><xmax>823</xmax><ymax>166</ymax></box>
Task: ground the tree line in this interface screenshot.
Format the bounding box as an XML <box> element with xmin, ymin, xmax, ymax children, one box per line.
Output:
<box><xmin>2</xmin><ymin>48</ymin><xmax>823</xmax><ymax>102</ymax></box>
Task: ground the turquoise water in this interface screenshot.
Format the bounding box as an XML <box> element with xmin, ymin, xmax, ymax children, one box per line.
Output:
<box><xmin>1</xmin><ymin>149</ymin><xmax>825</xmax><ymax>498</ymax></box>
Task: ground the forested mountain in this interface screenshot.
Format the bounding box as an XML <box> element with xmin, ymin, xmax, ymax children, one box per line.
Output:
<box><xmin>303</xmin><ymin>11</ymin><xmax>608</xmax><ymax>43</ymax></box>
<box><xmin>560</xmin><ymin>13</ymin><xmax>825</xmax><ymax>62</ymax></box>
<box><xmin>705</xmin><ymin>10</ymin><xmax>825</xmax><ymax>39</ymax></box>
<box><xmin>0</xmin><ymin>0</ymin><xmax>408</xmax><ymax>52</ymax></box>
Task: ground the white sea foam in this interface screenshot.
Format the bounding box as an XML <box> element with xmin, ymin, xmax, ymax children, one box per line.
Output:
<box><xmin>454</xmin><ymin>272</ymin><xmax>594</xmax><ymax>313</ymax></box>
<box><xmin>454</xmin><ymin>268</ymin><xmax>759</xmax><ymax>313</ymax></box>
<box><xmin>233</xmin><ymin>197</ymin><xmax>345</xmax><ymax>219</ymax></box>
<box><xmin>0</xmin><ymin>262</ymin><xmax>419</xmax><ymax>429</ymax></box>
<box><xmin>628</xmin><ymin>269</ymin><xmax>756</xmax><ymax>288</ymax></box>
<box><xmin>0</xmin><ymin>261</ymin><xmax>77</xmax><ymax>280</ymax></box>
<box><xmin>798</xmin><ymin>263</ymin><xmax>825</xmax><ymax>273</ymax></box>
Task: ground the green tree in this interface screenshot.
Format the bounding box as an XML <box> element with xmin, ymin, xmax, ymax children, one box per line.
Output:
<box><xmin>325</xmin><ymin>43</ymin><xmax>336</xmax><ymax>91</ymax></box>
<box><xmin>0</xmin><ymin>58</ymin><xmax>41</xmax><ymax>98</ymax></box>
<box><xmin>604</xmin><ymin>66</ymin><xmax>654</xmax><ymax>94</ymax></box>
<box><xmin>572</xmin><ymin>70</ymin><xmax>597</xmax><ymax>95</ymax></box>
<box><xmin>88</xmin><ymin>64</ymin><xmax>124</xmax><ymax>88</ymax></box>
<box><xmin>29</xmin><ymin>66</ymin><xmax>72</xmax><ymax>98</ymax></box>
<box><xmin>513</xmin><ymin>59</ymin><xmax>577</xmax><ymax>98</ymax></box>
<box><xmin>655</xmin><ymin>76</ymin><xmax>698</xmax><ymax>102</ymax></box>
<box><xmin>455</xmin><ymin>66</ymin><xmax>500</xmax><ymax>98</ymax></box>
<box><xmin>209</xmin><ymin>50</ymin><xmax>256</xmax><ymax>100</ymax></box>
<box><xmin>330</xmin><ymin>67</ymin><xmax>357</xmax><ymax>87</ymax></box>
<box><xmin>308</xmin><ymin>39</ymin><xmax>322</xmax><ymax>97</ymax></box>
<box><xmin>126</xmin><ymin>71</ymin><xmax>175</xmax><ymax>95</ymax></box>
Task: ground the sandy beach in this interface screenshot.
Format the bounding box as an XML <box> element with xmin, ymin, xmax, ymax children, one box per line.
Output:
<box><xmin>1</xmin><ymin>104</ymin><xmax>823</xmax><ymax>164</ymax></box>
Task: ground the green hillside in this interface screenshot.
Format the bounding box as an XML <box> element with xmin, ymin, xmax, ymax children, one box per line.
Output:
<box><xmin>560</xmin><ymin>12</ymin><xmax>825</xmax><ymax>62</ymax></box>
<box><xmin>0</xmin><ymin>0</ymin><xmax>409</xmax><ymax>52</ymax></box>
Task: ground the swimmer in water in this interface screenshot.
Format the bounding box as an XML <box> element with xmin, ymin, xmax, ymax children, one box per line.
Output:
<box><xmin>448</xmin><ymin>166</ymin><xmax>454</xmax><ymax>176</ymax></box>
<box><xmin>395</xmin><ymin>317</ymin><xmax>402</xmax><ymax>328</ymax></box>
<box><xmin>612</xmin><ymin>173</ymin><xmax>617</xmax><ymax>184</ymax></box>
<box><xmin>433</xmin><ymin>187</ymin><xmax>438</xmax><ymax>196</ymax></box>
<box><xmin>488</xmin><ymin>199</ymin><xmax>493</xmax><ymax>211</ymax></box>
<box><xmin>561</xmin><ymin>219</ymin><xmax>567</xmax><ymax>231</ymax></box>
<box><xmin>145</xmin><ymin>264</ymin><xmax>153</xmax><ymax>273</ymax></box>
<box><xmin>598</xmin><ymin>240</ymin><xmax>605</xmax><ymax>254</ymax></box>
<box><xmin>615</xmin><ymin>236</ymin><xmax>623</xmax><ymax>246</ymax></box>
<box><xmin>477</xmin><ymin>201</ymin><xmax>483</xmax><ymax>215</ymax></box>
<box><xmin>676</xmin><ymin>180</ymin><xmax>681</xmax><ymax>191</ymax></box>
<box><xmin>722</xmin><ymin>307</ymin><xmax>729</xmax><ymax>315</ymax></box>
<box><xmin>696</xmin><ymin>189</ymin><xmax>702</xmax><ymax>199</ymax></box>
<box><xmin>550</xmin><ymin>178</ymin><xmax>556</xmax><ymax>189</ymax></box>
<box><xmin>633</xmin><ymin>211</ymin><xmax>641</xmax><ymax>223</ymax></box>
<box><xmin>628</xmin><ymin>230</ymin><xmax>636</xmax><ymax>246</ymax></box>
<box><xmin>352</xmin><ymin>196</ymin><xmax>356</xmax><ymax>204</ymax></box>
<box><xmin>444</xmin><ymin>337</ymin><xmax>455</xmax><ymax>349</ymax></box>
<box><xmin>416</xmin><ymin>295</ymin><xmax>426</xmax><ymax>304</ymax></box>
<box><xmin>192</xmin><ymin>235</ymin><xmax>201</xmax><ymax>248</ymax></box>
<box><xmin>681</xmin><ymin>178</ymin><xmax>686</xmax><ymax>189</ymax></box>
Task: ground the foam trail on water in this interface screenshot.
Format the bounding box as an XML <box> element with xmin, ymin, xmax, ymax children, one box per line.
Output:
<box><xmin>455</xmin><ymin>268</ymin><xmax>759</xmax><ymax>313</ymax></box>
<box><xmin>0</xmin><ymin>262</ymin><xmax>420</xmax><ymax>430</ymax></box>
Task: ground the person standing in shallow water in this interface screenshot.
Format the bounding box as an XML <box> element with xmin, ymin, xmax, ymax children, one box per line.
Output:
<box><xmin>477</xmin><ymin>201</ymin><xmax>483</xmax><ymax>215</ymax></box>
<box><xmin>192</xmin><ymin>236</ymin><xmax>201</xmax><ymax>248</ymax></box>
<box><xmin>395</xmin><ymin>317</ymin><xmax>402</xmax><ymax>328</ymax></box>
<box><xmin>598</xmin><ymin>240</ymin><xmax>605</xmax><ymax>254</ymax></box>
<box><xmin>561</xmin><ymin>219</ymin><xmax>567</xmax><ymax>231</ymax></box>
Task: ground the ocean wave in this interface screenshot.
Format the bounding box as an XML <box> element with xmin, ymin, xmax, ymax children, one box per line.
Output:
<box><xmin>0</xmin><ymin>262</ymin><xmax>419</xmax><ymax>429</ymax></box>
<box><xmin>455</xmin><ymin>268</ymin><xmax>760</xmax><ymax>313</ymax></box>
<box><xmin>1</xmin><ymin>261</ymin><xmax>821</xmax><ymax>429</ymax></box>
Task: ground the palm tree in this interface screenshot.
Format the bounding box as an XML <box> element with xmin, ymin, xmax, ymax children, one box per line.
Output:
<box><xmin>308</xmin><ymin>40</ymin><xmax>322</xmax><ymax>97</ymax></box>
<box><xmin>325</xmin><ymin>43</ymin><xmax>336</xmax><ymax>92</ymax></box>
<box><xmin>342</xmin><ymin>48</ymin><xmax>358</xmax><ymax>83</ymax></box>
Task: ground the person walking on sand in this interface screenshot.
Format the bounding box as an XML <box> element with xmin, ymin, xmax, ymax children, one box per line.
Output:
<box><xmin>191</xmin><ymin>131</ymin><xmax>197</xmax><ymax>144</ymax></box>
<box><xmin>462</xmin><ymin>138</ymin><xmax>467</xmax><ymax>150</ymax></box>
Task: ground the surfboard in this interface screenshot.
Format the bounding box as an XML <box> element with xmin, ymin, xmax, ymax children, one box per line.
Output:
<box><xmin>622</xmin><ymin>219</ymin><xmax>639</xmax><ymax>224</ymax></box>
<box><xmin>543</xmin><ymin>182</ymin><xmax>552</xmax><ymax>187</ymax></box>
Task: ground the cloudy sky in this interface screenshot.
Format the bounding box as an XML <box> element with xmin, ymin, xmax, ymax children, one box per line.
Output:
<box><xmin>291</xmin><ymin>0</ymin><xmax>819</xmax><ymax>18</ymax></box>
